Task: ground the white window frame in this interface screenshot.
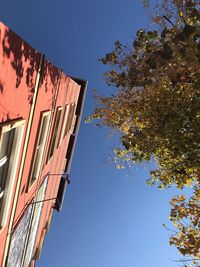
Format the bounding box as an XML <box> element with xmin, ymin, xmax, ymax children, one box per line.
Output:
<box><xmin>58</xmin><ymin>105</ymin><xmax>70</xmax><ymax>146</ymax></box>
<box><xmin>0</xmin><ymin>119</ymin><xmax>25</xmax><ymax>229</ymax></box>
<box><xmin>64</xmin><ymin>103</ymin><xmax>76</xmax><ymax>136</ymax></box>
<box><xmin>29</xmin><ymin>111</ymin><xmax>50</xmax><ymax>187</ymax></box>
<box><xmin>47</xmin><ymin>107</ymin><xmax>63</xmax><ymax>161</ymax></box>
<box><xmin>71</xmin><ymin>113</ymin><xmax>77</xmax><ymax>134</ymax></box>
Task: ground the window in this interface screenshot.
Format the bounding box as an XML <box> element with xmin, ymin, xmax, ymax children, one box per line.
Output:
<box><xmin>71</xmin><ymin>112</ymin><xmax>77</xmax><ymax>134</ymax></box>
<box><xmin>58</xmin><ymin>105</ymin><xmax>70</xmax><ymax>145</ymax></box>
<box><xmin>48</xmin><ymin>107</ymin><xmax>62</xmax><ymax>160</ymax></box>
<box><xmin>29</xmin><ymin>111</ymin><xmax>50</xmax><ymax>186</ymax></box>
<box><xmin>64</xmin><ymin>103</ymin><xmax>76</xmax><ymax>136</ymax></box>
<box><xmin>0</xmin><ymin>120</ymin><xmax>24</xmax><ymax>228</ymax></box>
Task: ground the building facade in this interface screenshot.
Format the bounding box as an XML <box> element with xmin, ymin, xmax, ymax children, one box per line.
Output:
<box><xmin>0</xmin><ymin>22</ymin><xmax>87</xmax><ymax>267</ymax></box>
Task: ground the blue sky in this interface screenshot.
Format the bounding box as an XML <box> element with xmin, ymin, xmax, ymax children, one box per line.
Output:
<box><xmin>0</xmin><ymin>1</ymin><xmax>184</xmax><ymax>266</ymax></box>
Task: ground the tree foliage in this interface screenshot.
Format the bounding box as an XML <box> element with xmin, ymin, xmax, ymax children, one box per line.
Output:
<box><xmin>89</xmin><ymin>0</ymin><xmax>200</xmax><ymax>263</ymax></box>
<box><xmin>169</xmin><ymin>186</ymin><xmax>200</xmax><ymax>266</ymax></box>
<box><xmin>91</xmin><ymin>2</ymin><xmax>200</xmax><ymax>189</ymax></box>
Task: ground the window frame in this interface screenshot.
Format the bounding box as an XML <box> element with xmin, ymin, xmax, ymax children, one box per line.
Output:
<box><xmin>58</xmin><ymin>104</ymin><xmax>70</xmax><ymax>146</ymax></box>
<box><xmin>64</xmin><ymin>103</ymin><xmax>76</xmax><ymax>136</ymax></box>
<box><xmin>0</xmin><ymin>119</ymin><xmax>25</xmax><ymax>229</ymax></box>
<box><xmin>47</xmin><ymin>107</ymin><xmax>63</xmax><ymax>161</ymax></box>
<box><xmin>28</xmin><ymin>111</ymin><xmax>51</xmax><ymax>189</ymax></box>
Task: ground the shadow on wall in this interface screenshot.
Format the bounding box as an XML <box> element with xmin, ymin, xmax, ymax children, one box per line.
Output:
<box><xmin>40</xmin><ymin>60</ymin><xmax>59</xmax><ymax>94</ymax></box>
<box><xmin>1</xmin><ymin>26</ymin><xmax>60</xmax><ymax>103</ymax></box>
<box><xmin>2</xmin><ymin>27</ymin><xmax>38</xmax><ymax>101</ymax></box>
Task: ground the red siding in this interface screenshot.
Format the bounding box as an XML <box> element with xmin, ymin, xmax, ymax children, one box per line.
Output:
<box><xmin>0</xmin><ymin>21</ymin><xmax>85</xmax><ymax>266</ymax></box>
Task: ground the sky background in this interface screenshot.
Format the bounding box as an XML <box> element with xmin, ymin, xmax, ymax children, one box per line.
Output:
<box><xmin>0</xmin><ymin>1</ymin><xmax>185</xmax><ymax>266</ymax></box>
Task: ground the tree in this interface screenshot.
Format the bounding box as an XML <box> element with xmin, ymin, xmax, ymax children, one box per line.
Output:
<box><xmin>169</xmin><ymin>186</ymin><xmax>200</xmax><ymax>266</ymax></box>
<box><xmin>89</xmin><ymin>0</ymin><xmax>200</xmax><ymax>263</ymax></box>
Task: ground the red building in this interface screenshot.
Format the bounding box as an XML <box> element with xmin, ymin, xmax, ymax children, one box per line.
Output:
<box><xmin>0</xmin><ymin>22</ymin><xmax>87</xmax><ymax>267</ymax></box>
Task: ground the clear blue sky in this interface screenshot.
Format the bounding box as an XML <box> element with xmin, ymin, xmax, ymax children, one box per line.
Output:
<box><xmin>0</xmin><ymin>1</ymin><xmax>184</xmax><ymax>266</ymax></box>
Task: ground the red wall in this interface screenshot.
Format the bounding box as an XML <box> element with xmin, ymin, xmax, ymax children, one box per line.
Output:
<box><xmin>0</xmin><ymin>21</ymin><xmax>81</xmax><ymax>266</ymax></box>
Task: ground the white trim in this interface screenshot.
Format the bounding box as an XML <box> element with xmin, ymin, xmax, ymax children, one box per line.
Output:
<box><xmin>59</xmin><ymin>105</ymin><xmax>70</xmax><ymax>145</ymax></box>
<box><xmin>65</xmin><ymin>103</ymin><xmax>76</xmax><ymax>135</ymax></box>
<box><xmin>0</xmin><ymin>120</ymin><xmax>25</xmax><ymax>228</ymax></box>
<box><xmin>0</xmin><ymin>156</ymin><xmax>7</xmax><ymax>167</ymax></box>
<box><xmin>29</xmin><ymin>111</ymin><xmax>50</xmax><ymax>187</ymax></box>
<box><xmin>0</xmin><ymin>190</ymin><xmax>4</xmax><ymax>199</ymax></box>
<box><xmin>47</xmin><ymin>107</ymin><xmax>63</xmax><ymax>161</ymax></box>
